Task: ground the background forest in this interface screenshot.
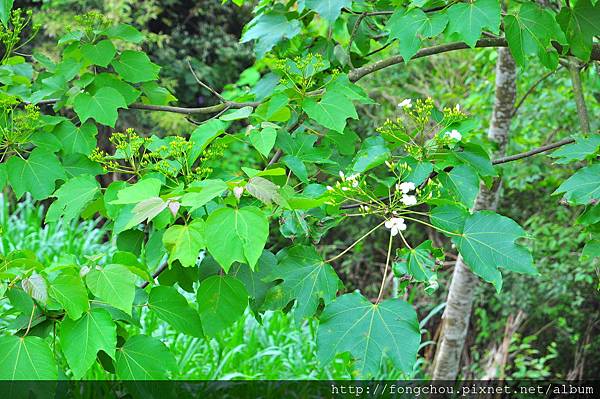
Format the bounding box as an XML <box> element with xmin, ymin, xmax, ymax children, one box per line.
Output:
<box><xmin>0</xmin><ymin>0</ymin><xmax>598</xmax><ymax>382</ymax></box>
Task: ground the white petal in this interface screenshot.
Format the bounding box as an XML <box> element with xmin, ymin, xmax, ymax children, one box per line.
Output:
<box><xmin>385</xmin><ymin>220</ymin><xmax>394</xmax><ymax>228</ymax></box>
<box><xmin>391</xmin><ymin>227</ymin><xmax>399</xmax><ymax>236</ymax></box>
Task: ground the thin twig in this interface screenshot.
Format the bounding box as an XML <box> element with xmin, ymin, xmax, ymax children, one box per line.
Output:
<box><xmin>325</xmin><ymin>220</ymin><xmax>386</xmax><ymax>263</ymax></box>
<box><xmin>268</xmin><ymin>114</ymin><xmax>307</xmax><ymax>165</ymax></box>
<box><xmin>139</xmin><ymin>261</ymin><xmax>168</xmax><ymax>289</ymax></box>
<box><xmin>347</xmin><ymin>12</ymin><xmax>367</xmax><ymax>68</ymax></box>
<box><xmin>187</xmin><ymin>60</ymin><xmax>226</xmax><ymax>103</ymax></box>
<box><xmin>568</xmin><ymin>58</ymin><xmax>591</xmax><ymax>133</ymax></box>
<box><xmin>512</xmin><ymin>67</ymin><xmax>561</xmax><ymax>117</ymax></box>
<box><xmin>376</xmin><ymin>232</ymin><xmax>394</xmax><ymax>303</ymax></box>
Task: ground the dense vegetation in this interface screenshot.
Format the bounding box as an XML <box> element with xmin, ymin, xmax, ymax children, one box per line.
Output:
<box><xmin>0</xmin><ymin>0</ymin><xmax>598</xmax><ymax>382</ymax></box>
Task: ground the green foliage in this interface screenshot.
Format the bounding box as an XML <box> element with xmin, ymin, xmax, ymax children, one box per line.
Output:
<box><xmin>0</xmin><ymin>0</ymin><xmax>598</xmax><ymax>381</ymax></box>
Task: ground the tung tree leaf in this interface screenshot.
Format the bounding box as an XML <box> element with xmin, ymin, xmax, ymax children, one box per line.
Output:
<box><xmin>6</xmin><ymin>148</ymin><xmax>66</xmax><ymax>200</ymax></box>
<box><xmin>556</xmin><ymin>0</ymin><xmax>600</xmax><ymax>61</ymax></box>
<box><xmin>148</xmin><ymin>286</ymin><xmax>203</xmax><ymax>337</ymax></box>
<box><xmin>249</xmin><ymin>127</ymin><xmax>277</xmax><ymax>157</ymax></box>
<box><xmin>81</xmin><ymin>39</ymin><xmax>116</xmax><ymax>67</ymax></box>
<box><xmin>554</xmin><ymin>163</ymin><xmax>600</xmax><ymax>205</ymax></box>
<box><xmin>85</xmin><ymin>264</ymin><xmax>137</xmax><ymax>314</ymax></box>
<box><xmin>197</xmin><ymin>275</ymin><xmax>248</xmax><ymax>337</ymax></box>
<box><xmin>241</xmin><ymin>13</ymin><xmax>301</xmax><ymax>57</ymax></box>
<box><xmin>46</xmin><ymin>174</ymin><xmax>100</xmax><ymax>224</ymax></box>
<box><xmin>304</xmin><ymin>0</ymin><xmax>351</xmax><ymax>22</ymax></box>
<box><xmin>115</xmin><ymin>335</ymin><xmax>177</xmax><ymax>380</ymax></box>
<box><xmin>505</xmin><ymin>3</ymin><xmax>566</xmax><ymax>68</ymax></box>
<box><xmin>302</xmin><ymin>90</ymin><xmax>358</xmax><ymax>133</ymax></box>
<box><xmin>54</xmin><ymin>120</ymin><xmax>98</xmax><ymax>155</ymax></box>
<box><xmin>205</xmin><ymin>206</ymin><xmax>269</xmax><ymax>271</ymax></box>
<box><xmin>351</xmin><ymin>136</ymin><xmax>390</xmax><ymax>173</ymax></box>
<box><xmin>73</xmin><ymin>87</ymin><xmax>127</xmax><ymax>127</ymax></box>
<box><xmin>0</xmin><ymin>336</ymin><xmax>57</xmax><ymax>380</ymax></box>
<box><xmin>112</xmin><ymin>178</ymin><xmax>162</xmax><ymax>204</ymax></box>
<box><xmin>446</xmin><ymin>0</ymin><xmax>501</xmax><ymax>47</ymax></box>
<box><xmin>245</xmin><ymin>176</ymin><xmax>283</xmax><ymax>206</ymax></box>
<box><xmin>0</xmin><ymin>0</ymin><xmax>13</xmax><ymax>27</ymax></box>
<box><xmin>111</xmin><ymin>50</ymin><xmax>160</xmax><ymax>83</ymax></box>
<box><xmin>452</xmin><ymin>211</ymin><xmax>536</xmax><ymax>291</ymax></box>
<box><xmin>387</xmin><ymin>8</ymin><xmax>448</xmax><ymax>61</ymax></box>
<box><xmin>181</xmin><ymin>179</ymin><xmax>228</xmax><ymax>211</ymax></box>
<box><xmin>317</xmin><ymin>292</ymin><xmax>421</xmax><ymax>377</ymax></box>
<box><xmin>60</xmin><ymin>308</ymin><xmax>116</xmax><ymax>379</ymax></box>
<box><xmin>438</xmin><ymin>164</ymin><xmax>480</xmax><ymax>208</ymax></box>
<box><xmin>550</xmin><ymin>135</ymin><xmax>600</xmax><ymax>164</ymax></box>
<box><xmin>162</xmin><ymin>220</ymin><xmax>205</xmax><ymax>267</ymax></box>
<box><xmin>265</xmin><ymin>245</ymin><xmax>341</xmax><ymax>321</ymax></box>
<box><xmin>48</xmin><ymin>270</ymin><xmax>89</xmax><ymax>320</ymax></box>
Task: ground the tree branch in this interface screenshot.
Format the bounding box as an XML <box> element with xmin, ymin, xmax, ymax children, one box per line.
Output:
<box><xmin>348</xmin><ymin>38</ymin><xmax>600</xmax><ymax>82</ymax></box>
<box><xmin>568</xmin><ymin>58</ymin><xmax>591</xmax><ymax>134</ymax></box>
<box><xmin>512</xmin><ymin>67</ymin><xmax>561</xmax><ymax>117</ymax></box>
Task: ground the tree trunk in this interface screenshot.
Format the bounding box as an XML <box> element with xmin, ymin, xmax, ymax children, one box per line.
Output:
<box><xmin>431</xmin><ymin>47</ymin><xmax>517</xmax><ymax>380</ymax></box>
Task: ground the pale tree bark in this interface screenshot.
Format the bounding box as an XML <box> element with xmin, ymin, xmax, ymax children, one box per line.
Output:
<box><xmin>431</xmin><ymin>47</ymin><xmax>517</xmax><ymax>380</ymax></box>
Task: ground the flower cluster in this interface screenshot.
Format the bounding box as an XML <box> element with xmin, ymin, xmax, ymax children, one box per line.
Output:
<box><xmin>396</xmin><ymin>181</ymin><xmax>418</xmax><ymax>207</ymax></box>
<box><xmin>444</xmin><ymin>129</ymin><xmax>462</xmax><ymax>141</ymax></box>
<box><xmin>326</xmin><ymin>171</ymin><xmax>361</xmax><ymax>192</ymax></box>
<box><xmin>385</xmin><ymin>217</ymin><xmax>407</xmax><ymax>236</ymax></box>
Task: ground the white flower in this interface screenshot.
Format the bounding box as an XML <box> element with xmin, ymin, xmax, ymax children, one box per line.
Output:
<box><xmin>444</xmin><ymin>129</ymin><xmax>462</xmax><ymax>141</ymax></box>
<box><xmin>233</xmin><ymin>186</ymin><xmax>244</xmax><ymax>199</ymax></box>
<box><xmin>347</xmin><ymin>173</ymin><xmax>360</xmax><ymax>187</ymax></box>
<box><xmin>326</xmin><ymin>185</ymin><xmax>334</xmax><ymax>191</ymax></box>
<box><xmin>341</xmin><ymin>187</ymin><xmax>350</xmax><ymax>191</ymax></box>
<box><xmin>398</xmin><ymin>99</ymin><xmax>412</xmax><ymax>109</ymax></box>
<box><xmin>397</xmin><ymin>181</ymin><xmax>416</xmax><ymax>194</ymax></box>
<box><xmin>385</xmin><ymin>217</ymin><xmax>407</xmax><ymax>236</ymax></box>
<box><xmin>339</xmin><ymin>171</ymin><xmax>346</xmax><ymax>180</ymax></box>
<box><xmin>401</xmin><ymin>194</ymin><xmax>418</xmax><ymax>206</ymax></box>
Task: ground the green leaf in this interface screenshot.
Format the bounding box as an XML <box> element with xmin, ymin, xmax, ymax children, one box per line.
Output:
<box><xmin>48</xmin><ymin>271</ymin><xmax>89</xmax><ymax>320</ymax></box>
<box><xmin>302</xmin><ymin>90</ymin><xmax>358</xmax><ymax>132</ymax></box>
<box><xmin>181</xmin><ymin>179</ymin><xmax>228</xmax><ymax>211</ymax></box>
<box><xmin>219</xmin><ymin>106</ymin><xmax>253</xmax><ymax>121</ymax></box>
<box><xmin>550</xmin><ymin>135</ymin><xmax>600</xmax><ymax>164</ymax></box>
<box><xmin>249</xmin><ymin>127</ymin><xmax>277</xmax><ymax>157</ymax></box>
<box><xmin>453</xmin><ymin>211</ymin><xmax>536</xmax><ymax>291</ymax></box>
<box><xmin>455</xmin><ymin>143</ymin><xmax>497</xmax><ymax>177</ymax></box>
<box><xmin>102</xmin><ymin>24</ymin><xmax>144</xmax><ymax>43</ymax></box>
<box><xmin>581</xmin><ymin>239</ymin><xmax>600</xmax><ymax>261</ymax></box>
<box><xmin>304</xmin><ymin>0</ymin><xmax>351</xmax><ymax>22</ymax></box>
<box><xmin>398</xmin><ymin>240</ymin><xmax>441</xmax><ymax>282</ymax></box>
<box><xmin>446</xmin><ymin>0</ymin><xmax>501</xmax><ymax>47</ymax></box>
<box><xmin>554</xmin><ymin>164</ymin><xmax>600</xmax><ymax>205</ymax></box>
<box><xmin>241</xmin><ymin>13</ymin><xmax>301</xmax><ymax>57</ymax></box>
<box><xmin>245</xmin><ymin>176</ymin><xmax>283</xmax><ymax>206</ymax></box>
<box><xmin>265</xmin><ymin>246</ymin><xmax>340</xmax><ymax>321</ymax></box>
<box><xmin>283</xmin><ymin>155</ymin><xmax>308</xmax><ymax>182</ymax></box>
<box><xmin>90</xmin><ymin>73</ymin><xmax>140</xmax><ymax>105</ymax></box>
<box><xmin>430</xmin><ymin>203</ymin><xmax>469</xmax><ymax>234</ymax></box>
<box><xmin>351</xmin><ymin>136</ymin><xmax>390</xmax><ymax>173</ymax></box>
<box><xmin>60</xmin><ymin>308</ymin><xmax>116</xmax><ymax>379</ymax></box>
<box><xmin>231</xmin><ymin>251</ymin><xmax>277</xmax><ymax>310</ymax></box>
<box><xmin>85</xmin><ymin>264</ymin><xmax>137</xmax><ymax>314</ymax></box>
<box><xmin>112</xmin><ymin>50</ymin><xmax>160</xmax><ymax>83</ymax></box>
<box><xmin>438</xmin><ymin>164</ymin><xmax>480</xmax><ymax>208</ymax></box>
<box><xmin>54</xmin><ymin>120</ymin><xmax>98</xmax><ymax>155</ymax></box>
<box><xmin>163</xmin><ymin>220</ymin><xmax>205</xmax><ymax>267</ymax></box>
<box><xmin>73</xmin><ymin>87</ymin><xmax>127</xmax><ymax>127</ymax></box>
<box><xmin>148</xmin><ymin>286</ymin><xmax>203</xmax><ymax>337</ymax></box>
<box><xmin>557</xmin><ymin>0</ymin><xmax>600</xmax><ymax>61</ymax></box>
<box><xmin>6</xmin><ymin>148</ymin><xmax>66</xmax><ymax>200</ymax></box>
<box><xmin>112</xmin><ymin>178</ymin><xmax>162</xmax><ymax>204</ymax></box>
<box><xmin>317</xmin><ymin>292</ymin><xmax>421</xmax><ymax>377</ymax></box>
<box><xmin>46</xmin><ymin>175</ymin><xmax>100</xmax><ymax>224</ymax></box>
<box><xmin>115</xmin><ymin>335</ymin><xmax>177</xmax><ymax>380</ymax></box>
<box><xmin>187</xmin><ymin>120</ymin><xmax>227</xmax><ymax>164</ymax></box>
<box><xmin>0</xmin><ymin>336</ymin><xmax>57</xmax><ymax>380</ymax></box>
<box><xmin>505</xmin><ymin>3</ymin><xmax>566</xmax><ymax>68</ymax></box>
<box><xmin>205</xmin><ymin>206</ymin><xmax>269</xmax><ymax>271</ymax></box>
<box><xmin>387</xmin><ymin>8</ymin><xmax>448</xmax><ymax>61</ymax></box>
<box><xmin>0</xmin><ymin>0</ymin><xmax>13</xmax><ymax>27</ymax></box>
<box><xmin>197</xmin><ymin>275</ymin><xmax>248</xmax><ymax>337</ymax></box>
<box><xmin>81</xmin><ymin>39</ymin><xmax>116</xmax><ymax>67</ymax></box>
